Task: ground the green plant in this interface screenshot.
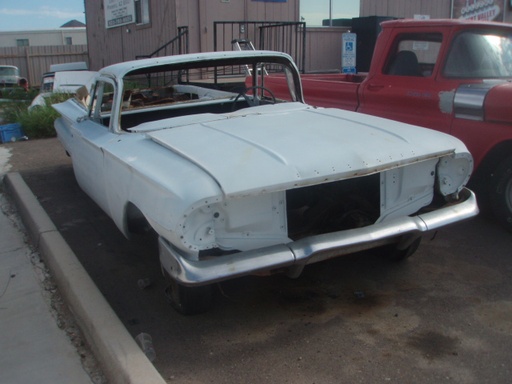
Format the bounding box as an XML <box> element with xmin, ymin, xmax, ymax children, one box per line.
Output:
<box><xmin>17</xmin><ymin>104</ymin><xmax>61</xmax><ymax>138</ymax></box>
<box><xmin>1</xmin><ymin>101</ymin><xmax>30</xmax><ymax>124</ymax></box>
<box><xmin>0</xmin><ymin>92</ymin><xmax>75</xmax><ymax>139</ymax></box>
<box><xmin>0</xmin><ymin>87</ymin><xmax>38</xmax><ymax>101</ymax></box>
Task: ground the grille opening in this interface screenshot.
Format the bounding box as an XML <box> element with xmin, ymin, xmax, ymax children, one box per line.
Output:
<box><xmin>286</xmin><ymin>174</ymin><xmax>381</xmax><ymax>240</ymax></box>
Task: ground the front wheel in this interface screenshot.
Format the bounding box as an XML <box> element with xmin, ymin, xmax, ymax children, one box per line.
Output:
<box><xmin>164</xmin><ymin>276</ymin><xmax>214</xmax><ymax>315</ymax></box>
<box><xmin>386</xmin><ymin>236</ymin><xmax>422</xmax><ymax>262</ymax></box>
<box><xmin>489</xmin><ymin>156</ymin><xmax>512</xmax><ymax>232</ymax></box>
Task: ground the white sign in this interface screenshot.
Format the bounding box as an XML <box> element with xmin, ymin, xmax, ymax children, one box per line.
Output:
<box><xmin>105</xmin><ymin>0</ymin><xmax>135</xmax><ymax>29</ymax></box>
<box><xmin>342</xmin><ymin>33</ymin><xmax>357</xmax><ymax>74</ymax></box>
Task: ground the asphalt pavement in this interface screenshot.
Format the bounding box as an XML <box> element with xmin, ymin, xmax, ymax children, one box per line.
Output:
<box><xmin>0</xmin><ymin>138</ymin><xmax>166</xmax><ymax>384</ymax></box>
<box><xmin>3</xmin><ymin>138</ymin><xmax>512</xmax><ymax>383</ymax></box>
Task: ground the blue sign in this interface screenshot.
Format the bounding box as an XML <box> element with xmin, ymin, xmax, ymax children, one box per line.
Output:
<box><xmin>342</xmin><ymin>33</ymin><xmax>357</xmax><ymax>74</ymax></box>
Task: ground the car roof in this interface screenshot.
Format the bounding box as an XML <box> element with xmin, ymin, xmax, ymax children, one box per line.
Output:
<box><xmin>381</xmin><ymin>18</ymin><xmax>512</xmax><ymax>30</ymax></box>
<box><xmin>99</xmin><ymin>50</ymin><xmax>295</xmax><ymax>80</ymax></box>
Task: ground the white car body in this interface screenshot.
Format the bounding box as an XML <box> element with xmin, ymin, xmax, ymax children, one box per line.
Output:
<box><xmin>29</xmin><ymin>70</ymin><xmax>97</xmax><ymax>110</ymax></box>
<box><xmin>53</xmin><ymin>51</ymin><xmax>478</xmax><ymax>312</ymax></box>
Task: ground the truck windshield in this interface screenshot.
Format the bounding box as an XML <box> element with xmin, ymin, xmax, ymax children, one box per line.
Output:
<box><xmin>0</xmin><ymin>67</ymin><xmax>19</xmax><ymax>76</ymax></box>
<box><xmin>444</xmin><ymin>31</ymin><xmax>512</xmax><ymax>78</ymax></box>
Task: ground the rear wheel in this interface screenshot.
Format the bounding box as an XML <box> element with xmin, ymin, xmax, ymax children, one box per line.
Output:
<box><xmin>489</xmin><ymin>156</ymin><xmax>512</xmax><ymax>232</ymax></box>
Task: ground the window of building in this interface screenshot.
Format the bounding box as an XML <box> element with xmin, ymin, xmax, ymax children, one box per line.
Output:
<box><xmin>65</xmin><ymin>37</ymin><xmax>73</xmax><ymax>45</ymax></box>
<box><xmin>16</xmin><ymin>39</ymin><xmax>29</xmax><ymax>47</ymax></box>
<box><xmin>300</xmin><ymin>0</ymin><xmax>360</xmax><ymax>27</ymax></box>
<box><xmin>135</xmin><ymin>0</ymin><xmax>150</xmax><ymax>25</ymax></box>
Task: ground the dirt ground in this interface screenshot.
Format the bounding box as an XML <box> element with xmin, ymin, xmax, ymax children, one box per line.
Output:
<box><xmin>3</xmin><ymin>138</ymin><xmax>512</xmax><ymax>384</ymax></box>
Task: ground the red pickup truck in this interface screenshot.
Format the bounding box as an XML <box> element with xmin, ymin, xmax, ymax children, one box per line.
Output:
<box><xmin>268</xmin><ymin>19</ymin><xmax>512</xmax><ymax>232</ymax></box>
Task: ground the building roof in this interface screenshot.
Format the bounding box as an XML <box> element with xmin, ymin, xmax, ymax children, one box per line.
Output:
<box><xmin>60</xmin><ymin>20</ymin><xmax>86</xmax><ymax>28</ymax></box>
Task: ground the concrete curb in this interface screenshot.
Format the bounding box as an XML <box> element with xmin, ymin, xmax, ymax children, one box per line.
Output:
<box><xmin>3</xmin><ymin>172</ymin><xmax>166</xmax><ymax>384</ymax></box>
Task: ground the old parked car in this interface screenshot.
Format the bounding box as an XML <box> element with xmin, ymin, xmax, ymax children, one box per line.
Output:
<box><xmin>0</xmin><ymin>65</ymin><xmax>20</xmax><ymax>88</ymax></box>
<box><xmin>53</xmin><ymin>51</ymin><xmax>478</xmax><ymax>314</ymax></box>
<box><xmin>29</xmin><ymin>70</ymin><xmax>96</xmax><ymax>111</ymax></box>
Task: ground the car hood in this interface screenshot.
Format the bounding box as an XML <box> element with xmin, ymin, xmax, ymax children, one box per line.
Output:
<box><xmin>147</xmin><ymin>103</ymin><xmax>465</xmax><ymax>197</ymax></box>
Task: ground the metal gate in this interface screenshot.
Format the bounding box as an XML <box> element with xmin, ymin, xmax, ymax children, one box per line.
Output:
<box><xmin>214</xmin><ymin>21</ymin><xmax>306</xmax><ymax>73</ymax></box>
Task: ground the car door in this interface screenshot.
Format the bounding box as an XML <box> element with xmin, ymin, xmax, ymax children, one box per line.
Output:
<box><xmin>359</xmin><ymin>32</ymin><xmax>453</xmax><ymax>135</ymax></box>
<box><xmin>67</xmin><ymin>78</ymin><xmax>120</xmax><ymax>214</ymax></box>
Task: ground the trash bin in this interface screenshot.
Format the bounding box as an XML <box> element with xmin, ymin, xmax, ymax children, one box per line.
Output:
<box><xmin>0</xmin><ymin>123</ymin><xmax>25</xmax><ymax>143</ymax></box>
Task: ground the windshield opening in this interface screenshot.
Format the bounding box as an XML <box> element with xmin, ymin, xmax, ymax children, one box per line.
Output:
<box><xmin>444</xmin><ymin>30</ymin><xmax>512</xmax><ymax>78</ymax></box>
<box><xmin>0</xmin><ymin>67</ymin><xmax>19</xmax><ymax>76</ymax></box>
<box><xmin>115</xmin><ymin>57</ymin><xmax>302</xmax><ymax>131</ymax></box>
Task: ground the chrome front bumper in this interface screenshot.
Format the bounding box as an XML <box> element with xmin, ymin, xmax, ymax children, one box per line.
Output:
<box><xmin>159</xmin><ymin>188</ymin><xmax>478</xmax><ymax>286</ymax></box>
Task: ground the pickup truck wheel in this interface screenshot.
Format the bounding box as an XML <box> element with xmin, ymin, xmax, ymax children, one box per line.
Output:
<box><xmin>386</xmin><ymin>236</ymin><xmax>421</xmax><ymax>262</ymax></box>
<box><xmin>165</xmin><ymin>278</ymin><xmax>214</xmax><ymax>315</ymax></box>
<box><xmin>489</xmin><ymin>156</ymin><xmax>512</xmax><ymax>232</ymax></box>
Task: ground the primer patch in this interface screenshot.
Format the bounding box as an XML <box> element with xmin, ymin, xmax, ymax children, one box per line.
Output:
<box><xmin>439</xmin><ymin>90</ymin><xmax>455</xmax><ymax>114</ymax></box>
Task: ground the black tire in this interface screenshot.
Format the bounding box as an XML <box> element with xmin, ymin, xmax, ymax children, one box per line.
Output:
<box><xmin>489</xmin><ymin>156</ymin><xmax>512</xmax><ymax>232</ymax></box>
<box><xmin>386</xmin><ymin>236</ymin><xmax>422</xmax><ymax>262</ymax></box>
<box><xmin>165</xmin><ymin>278</ymin><xmax>214</xmax><ymax>315</ymax></box>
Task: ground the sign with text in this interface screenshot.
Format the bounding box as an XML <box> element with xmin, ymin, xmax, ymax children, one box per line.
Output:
<box><xmin>342</xmin><ymin>33</ymin><xmax>357</xmax><ymax>74</ymax></box>
<box><xmin>105</xmin><ymin>0</ymin><xmax>135</xmax><ymax>29</ymax></box>
<box><xmin>452</xmin><ymin>0</ymin><xmax>504</xmax><ymax>21</ymax></box>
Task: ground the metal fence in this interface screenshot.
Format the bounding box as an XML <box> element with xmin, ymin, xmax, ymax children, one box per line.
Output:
<box><xmin>135</xmin><ymin>26</ymin><xmax>189</xmax><ymax>60</ymax></box>
<box><xmin>213</xmin><ymin>21</ymin><xmax>306</xmax><ymax>73</ymax></box>
<box><xmin>0</xmin><ymin>45</ymin><xmax>88</xmax><ymax>87</ymax></box>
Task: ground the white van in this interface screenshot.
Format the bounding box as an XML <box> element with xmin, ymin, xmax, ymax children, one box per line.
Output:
<box><xmin>0</xmin><ymin>65</ymin><xmax>20</xmax><ymax>87</ymax></box>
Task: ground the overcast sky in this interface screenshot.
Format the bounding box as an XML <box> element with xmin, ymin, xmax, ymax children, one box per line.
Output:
<box><xmin>0</xmin><ymin>0</ymin><xmax>85</xmax><ymax>31</ymax></box>
<box><xmin>301</xmin><ymin>0</ymin><xmax>360</xmax><ymax>26</ymax></box>
<box><xmin>0</xmin><ymin>0</ymin><xmax>359</xmax><ymax>31</ymax></box>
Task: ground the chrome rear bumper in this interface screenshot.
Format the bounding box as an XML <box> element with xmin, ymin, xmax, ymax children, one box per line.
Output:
<box><xmin>159</xmin><ymin>188</ymin><xmax>478</xmax><ymax>286</ymax></box>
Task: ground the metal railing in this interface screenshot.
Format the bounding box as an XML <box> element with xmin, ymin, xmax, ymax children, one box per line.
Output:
<box><xmin>213</xmin><ymin>21</ymin><xmax>306</xmax><ymax>73</ymax></box>
<box><xmin>136</xmin><ymin>26</ymin><xmax>189</xmax><ymax>60</ymax></box>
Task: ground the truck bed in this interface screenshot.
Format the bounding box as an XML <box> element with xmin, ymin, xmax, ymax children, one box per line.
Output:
<box><xmin>299</xmin><ymin>73</ymin><xmax>366</xmax><ymax>110</ymax></box>
<box><xmin>266</xmin><ymin>73</ymin><xmax>365</xmax><ymax>111</ymax></box>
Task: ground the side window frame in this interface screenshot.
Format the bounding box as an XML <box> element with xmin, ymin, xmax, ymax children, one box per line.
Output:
<box><xmin>89</xmin><ymin>78</ymin><xmax>117</xmax><ymax>131</ymax></box>
<box><xmin>383</xmin><ymin>33</ymin><xmax>443</xmax><ymax>77</ymax></box>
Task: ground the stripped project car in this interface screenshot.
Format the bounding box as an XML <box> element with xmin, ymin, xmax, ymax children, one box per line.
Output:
<box><xmin>54</xmin><ymin>51</ymin><xmax>478</xmax><ymax>314</ymax></box>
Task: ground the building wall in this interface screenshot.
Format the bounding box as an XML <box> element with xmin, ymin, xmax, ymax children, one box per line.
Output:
<box><xmin>360</xmin><ymin>0</ymin><xmax>451</xmax><ymax>19</ymax></box>
<box><xmin>0</xmin><ymin>28</ymin><xmax>87</xmax><ymax>48</ymax></box>
<box><xmin>360</xmin><ymin>0</ymin><xmax>512</xmax><ymax>20</ymax></box>
<box><xmin>84</xmin><ymin>0</ymin><xmax>512</xmax><ymax>72</ymax></box>
<box><xmin>85</xmin><ymin>0</ymin><xmax>178</xmax><ymax>69</ymax></box>
<box><xmin>0</xmin><ymin>45</ymin><xmax>88</xmax><ymax>85</ymax></box>
<box><xmin>85</xmin><ymin>0</ymin><xmax>299</xmax><ymax>70</ymax></box>
<box><xmin>176</xmin><ymin>0</ymin><xmax>300</xmax><ymax>53</ymax></box>
<box><xmin>305</xmin><ymin>27</ymin><xmax>346</xmax><ymax>72</ymax></box>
